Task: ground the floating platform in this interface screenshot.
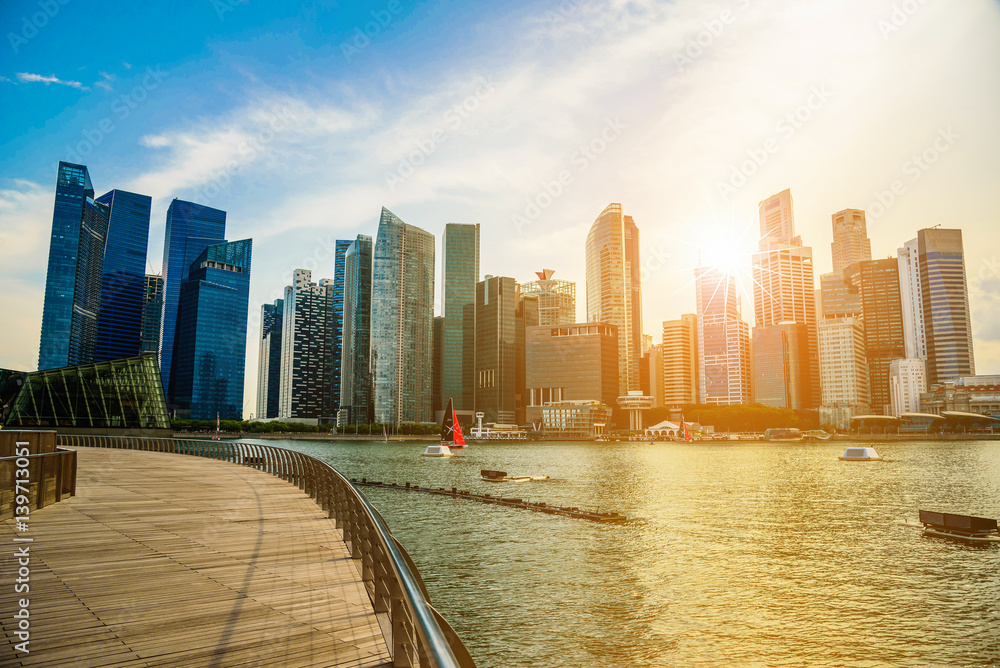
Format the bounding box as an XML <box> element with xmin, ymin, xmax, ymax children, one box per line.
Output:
<box><xmin>480</xmin><ymin>469</ymin><xmax>550</xmax><ymax>482</ymax></box>
<box><xmin>900</xmin><ymin>510</ymin><xmax>1000</xmax><ymax>543</ymax></box>
<box><xmin>351</xmin><ymin>478</ymin><xmax>627</xmax><ymax>523</ymax></box>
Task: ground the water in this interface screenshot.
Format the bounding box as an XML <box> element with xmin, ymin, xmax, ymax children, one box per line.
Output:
<box><xmin>243</xmin><ymin>438</ymin><xmax>1000</xmax><ymax>667</ymax></box>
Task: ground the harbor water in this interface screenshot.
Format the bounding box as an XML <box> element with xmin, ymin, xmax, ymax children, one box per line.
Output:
<box><xmin>246</xmin><ymin>438</ymin><xmax>1000</xmax><ymax>667</ymax></box>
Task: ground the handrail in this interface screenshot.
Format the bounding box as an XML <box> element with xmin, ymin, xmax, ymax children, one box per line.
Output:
<box><xmin>57</xmin><ymin>434</ymin><xmax>474</xmax><ymax>668</ymax></box>
<box><xmin>0</xmin><ymin>447</ymin><xmax>77</xmax><ymax>518</ymax></box>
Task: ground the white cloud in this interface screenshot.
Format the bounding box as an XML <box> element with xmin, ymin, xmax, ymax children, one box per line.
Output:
<box><xmin>16</xmin><ymin>73</ymin><xmax>87</xmax><ymax>90</ymax></box>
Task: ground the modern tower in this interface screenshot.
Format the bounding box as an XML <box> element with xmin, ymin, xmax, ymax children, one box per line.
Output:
<box><xmin>585</xmin><ymin>203</ymin><xmax>642</xmax><ymax>394</ymax></box>
<box><xmin>159</xmin><ymin>199</ymin><xmax>226</xmax><ymax>398</ymax></box>
<box><xmin>140</xmin><ymin>275</ymin><xmax>164</xmax><ymax>355</ymax></box>
<box><xmin>857</xmin><ymin>259</ymin><xmax>905</xmax><ymax>414</ymax></box>
<box><xmin>817</xmin><ymin>317</ymin><xmax>869</xmax><ymax>428</ymax></box>
<box><xmin>440</xmin><ymin>223</ymin><xmax>480</xmax><ymax>415</ymax></box>
<box><xmin>474</xmin><ymin>276</ymin><xmax>518</xmax><ymax>425</ymax></box>
<box><xmin>93</xmin><ymin>189</ymin><xmax>152</xmax><ymax>362</ymax></box>
<box><xmin>917</xmin><ymin>228</ymin><xmax>975</xmax><ymax>385</ymax></box>
<box><xmin>889</xmin><ymin>358</ymin><xmax>926</xmax><ymax>416</ymax></box>
<box><xmin>830</xmin><ymin>208</ymin><xmax>872</xmax><ymax>274</ymax></box>
<box><xmin>277</xmin><ymin>269</ymin><xmax>336</xmax><ymax>420</ymax></box>
<box><xmin>257</xmin><ymin>298</ymin><xmax>284</xmax><ymax>419</ymax></box>
<box><xmin>371</xmin><ymin>208</ymin><xmax>435</xmax><ymax>426</ymax></box>
<box><xmin>328</xmin><ymin>240</ymin><xmax>351</xmax><ymax>421</ymax></box>
<box><xmin>661</xmin><ymin>314</ymin><xmax>699</xmax><ymax>410</ymax></box>
<box><xmin>897</xmin><ymin>238</ymin><xmax>926</xmax><ymax>360</ymax></box>
<box><xmin>521</xmin><ymin>269</ymin><xmax>576</xmax><ymax>326</ymax></box>
<box><xmin>38</xmin><ymin>162</ymin><xmax>111</xmax><ymax>369</ymax></box>
<box><xmin>696</xmin><ymin>268</ymin><xmax>751</xmax><ymax>405</ymax></box>
<box><xmin>752</xmin><ymin>189</ymin><xmax>819</xmax><ymax>409</ymax></box>
<box><xmin>170</xmin><ymin>239</ymin><xmax>252</xmax><ymax>420</ymax></box>
<box><xmin>340</xmin><ymin>234</ymin><xmax>374</xmax><ymax>425</ymax></box>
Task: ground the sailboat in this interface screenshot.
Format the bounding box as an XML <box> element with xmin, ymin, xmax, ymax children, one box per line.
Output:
<box><xmin>211</xmin><ymin>413</ymin><xmax>222</xmax><ymax>441</ymax></box>
<box><xmin>422</xmin><ymin>398</ymin><xmax>465</xmax><ymax>457</ymax></box>
<box><xmin>381</xmin><ymin>425</ymin><xmax>388</xmax><ymax>443</ymax></box>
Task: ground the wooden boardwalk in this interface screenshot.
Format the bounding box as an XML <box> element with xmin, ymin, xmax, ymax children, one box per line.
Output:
<box><xmin>1</xmin><ymin>447</ymin><xmax>391</xmax><ymax>668</ymax></box>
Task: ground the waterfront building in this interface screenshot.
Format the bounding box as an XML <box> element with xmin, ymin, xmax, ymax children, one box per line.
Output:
<box><xmin>752</xmin><ymin>189</ymin><xmax>819</xmax><ymax>408</ymax></box>
<box><xmin>515</xmin><ymin>293</ymin><xmax>538</xmax><ymax>425</ymax></box>
<box><xmin>171</xmin><ymin>239</ymin><xmax>252</xmax><ymax>420</ymax></box>
<box><xmin>897</xmin><ymin>238</ymin><xmax>926</xmax><ymax>360</ymax></box>
<box><xmin>818</xmin><ymin>317</ymin><xmax>870</xmax><ymax>429</ymax></box>
<box><xmin>648</xmin><ymin>344</ymin><xmax>664</xmax><ymax>408</ymax></box>
<box><xmin>857</xmin><ymin>258</ymin><xmax>906</xmax><ymax>414</ymax></box>
<box><xmin>585</xmin><ymin>203</ymin><xmax>643</xmax><ymax>394</ymax></box>
<box><xmin>524</xmin><ymin>322</ymin><xmax>619</xmax><ymax>427</ymax></box>
<box><xmin>371</xmin><ymin>208</ymin><xmax>435</xmax><ymax>426</ymax></box>
<box><xmin>440</xmin><ymin>223</ymin><xmax>480</xmax><ymax>416</ymax></box>
<box><xmin>140</xmin><ymin>275</ymin><xmax>164</xmax><ymax>355</ymax></box>
<box><xmin>256</xmin><ymin>298</ymin><xmax>283</xmax><ymax>419</ymax></box>
<box><xmin>277</xmin><ymin>269</ymin><xmax>337</xmax><ymax>420</ymax></box>
<box><xmin>662</xmin><ymin>315</ymin><xmax>699</xmax><ymax>410</ymax></box>
<box><xmin>696</xmin><ymin>268</ymin><xmax>751</xmax><ymax>405</ymax></box>
<box><xmin>889</xmin><ymin>358</ymin><xmax>926</xmax><ymax>416</ymax></box>
<box><xmin>539</xmin><ymin>400</ymin><xmax>612</xmax><ymax>439</ymax></box>
<box><xmin>93</xmin><ymin>189</ymin><xmax>152</xmax><ymax>362</ymax></box>
<box><xmin>340</xmin><ymin>235</ymin><xmax>374</xmax><ymax>425</ymax></box>
<box><xmin>920</xmin><ymin>375</ymin><xmax>1000</xmax><ymax>417</ymax></box>
<box><xmin>38</xmin><ymin>162</ymin><xmax>110</xmax><ymax>369</ymax></box>
<box><xmin>159</xmin><ymin>199</ymin><xmax>226</xmax><ymax>397</ymax></box>
<box><xmin>522</xmin><ymin>269</ymin><xmax>576</xmax><ymax>326</ymax></box>
<box><xmin>916</xmin><ymin>228</ymin><xmax>975</xmax><ymax>386</ymax></box>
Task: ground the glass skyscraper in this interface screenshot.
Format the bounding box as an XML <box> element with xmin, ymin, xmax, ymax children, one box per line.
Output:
<box><xmin>372</xmin><ymin>207</ymin><xmax>435</xmax><ymax>426</ymax></box>
<box><xmin>329</xmin><ymin>240</ymin><xmax>351</xmax><ymax>420</ymax></box>
<box><xmin>917</xmin><ymin>228</ymin><xmax>975</xmax><ymax>385</ymax></box>
<box><xmin>170</xmin><ymin>239</ymin><xmax>252</xmax><ymax>420</ymax></box>
<box><xmin>695</xmin><ymin>267</ymin><xmax>751</xmax><ymax>405</ymax></box>
<box><xmin>140</xmin><ymin>275</ymin><xmax>164</xmax><ymax>354</ymax></box>
<box><xmin>521</xmin><ymin>269</ymin><xmax>576</xmax><ymax>326</ymax></box>
<box><xmin>159</xmin><ymin>199</ymin><xmax>226</xmax><ymax>399</ymax></box>
<box><xmin>277</xmin><ymin>269</ymin><xmax>337</xmax><ymax>420</ymax></box>
<box><xmin>93</xmin><ymin>189</ymin><xmax>152</xmax><ymax>362</ymax></box>
<box><xmin>440</xmin><ymin>223</ymin><xmax>480</xmax><ymax>414</ymax></box>
<box><xmin>340</xmin><ymin>235</ymin><xmax>374</xmax><ymax>425</ymax></box>
<box><xmin>257</xmin><ymin>298</ymin><xmax>283</xmax><ymax>419</ymax></box>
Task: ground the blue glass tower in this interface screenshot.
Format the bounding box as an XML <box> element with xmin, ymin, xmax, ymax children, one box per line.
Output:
<box><xmin>257</xmin><ymin>299</ymin><xmax>284</xmax><ymax>419</ymax></box>
<box><xmin>38</xmin><ymin>162</ymin><xmax>110</xmax><ymax>370</ymax></box>
<box><xmin>340</xmin><ymin>235</ymin><xmax>374</xmax><ymax>425</ymax></box>
<box><xmin>171</xmin><ymin>239</ymin><xmax>252</xmax><ymax>420</ymax></box>
<box><xmin>159</xmin><ymin>199</ymin><xmax>226</xmax><ymax>399</ymax></box>
<box><xmin>328</xmin><ymin>240</ymin><xmax>351</xmax><ymax>418</ymax></box>
<box><xmin>93</xmin><ymin>189</ymin><xmax>152</xmax><ymax>362</ymax></box>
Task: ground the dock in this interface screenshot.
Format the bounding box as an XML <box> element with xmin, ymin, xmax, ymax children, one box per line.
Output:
<box><xmin>1</xmin><ymin>447</ymin><xmax>391</xmax><ymax>667</ymax></box>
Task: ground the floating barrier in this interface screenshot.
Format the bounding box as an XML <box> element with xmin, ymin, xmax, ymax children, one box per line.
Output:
<box><xmin>351</xmin><ymin>478</ymin><xmax>628</xmax><ymax>523</ymax></box>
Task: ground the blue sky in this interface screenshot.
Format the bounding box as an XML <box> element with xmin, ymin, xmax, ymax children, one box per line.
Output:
<box><xmin>2</xmin><ymin>0</ymin><xmax>999</xmax><ymax>417</ymax></box>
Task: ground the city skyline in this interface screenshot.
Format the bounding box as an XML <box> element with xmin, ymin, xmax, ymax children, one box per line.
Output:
<box><xmin>2</xmin><ymin>1</ymin><xmax>999</xmax><ymax>418</ymax></box>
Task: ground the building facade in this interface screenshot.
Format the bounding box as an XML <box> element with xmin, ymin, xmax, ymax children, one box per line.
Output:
<box><xmin>817</xmin><ymin>317</ymin><xmax>870</xmax><ymax>429</ymax></box>
<box><xmin>830</xmin><ymin>208</ymin><xmax>872</xmax><ymax>274</ymax></box>
<box><xmin>920</xmin><ymin>376</ymin><xmax>1000</xmax><ymax>417</ymax></box>
<box><xmin>141</xmin><ymin>275</ymin><xmax>164</xmax><ymax>355</ymax></box>
<box><xmin>661</xmin><ymin>315</ymin><xmax>699</xmax><ymax>409</ymax></box>
<box><xmin>257</xmin><ymin>298</ymin><xmax>284</xmax><ymax>419</ymax></box>
<box><xmin>340</xmin><ymin>235</ymin><xmax>374</xmax><ymax>425</ymax></box>
<box><xmin>277</xmin><ymin>269</ymin><xmax>336</xmax><ymax>420</ymax></box>
<box><xmin>857</xmin><ymin>258</ymin><xmax>905</xmax><ymax>414</ymax></box>
<box><xmin>917</xmin><ymin>228</ymin><xmax>975</xmax><ymax>386</ymax></box>
<box><xmin>440</xmin><ymin>223</ymin><xmax>480</xmax><ymax>415</ymax></box>
<box><xmin>752</xmin><ymin>322</ymin><xmax>810</xmax><ymax>409</ymax></box>
<box><xmin>889</xmin><ymin>358</ymin><xmax>926</xmax><ymax>416</ymax></box>
<box><xmin>521</xmin><ymin>269</ymin><xmax>576</xmax><ymax>326</ymax></box>
<box><xmin>897</xmin><ymin>237</ymin><xmax>926</xmax><ymax>360</ymax></box>
<box><xmin>696</xmin><ymin>268</ymin><xmax>751</xmax><ymax>405</ymax></box>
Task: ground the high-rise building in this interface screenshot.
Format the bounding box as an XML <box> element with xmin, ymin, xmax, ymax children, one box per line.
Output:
<box><xmin>830</xmin><ymin>209</ymin><xmax>872</xmax><ymax>274</ymax></box>
<box><xmin>440</xmin><ymin>223</ymin><xmax>480</xmax><ymax>415</ymax></box>
<box><xmin>917</xmin><ymin>228</ymin><xmax>975</xmax><ymax>386</ymax></box>
<box><xmin>140</xmin><ymin>275</ymin><xmax>164</xmax><ymax>355</ymax></box>
<box><xmin>897</xmin><ymin>238</ymin><xmax>926</xmax><ymax>360</ymax></box>
<box><xmin>648</xmin><ymin>344</ymin><xmax>664</xmax><ymax>408</ymax></box>
<box><xmin>661</xmin><ymin>315</ymin><xmax>699</xmax><ymax>409</ymax></box>
<box><xmin>92</xmin><ymin>189</ymin><xmax>152</xmax><ymax>362</ymax></box>
<box><xmin>474</xmin><ymin>276</ymin><xmax>518</xmax><ymax>425</ymax></box>
<box><xmin>857</xmin><ymin>259</ymin><xmax>905</xmax><ymax>414</ymax></box>
<box><xmin>159</xmin><ymin>199</ymin><xmax>226</xmax><ymax>397</ymax></box>
<box><xmin>752</xmin><ymin>189</ymin><xmax>819</xmax><ymax>409</ymax></box>
<box><xmin>515</xmin><ymin>293</ymin><xmax>539</xmax><ymax>425</ymax></box>
<box><xmin>170</xmin><ymin>239</ymin><xmax>252</xmax><ymax>420</ymax></box>
<box><xmin>340</xmin><ymin>235</ymin><xmax>374</xmax><ymax>425</ymax></box>
<box><xmin>39</xmin><ymin>162</ymin><xmax>110</xmax><ymax>369</ymax></box>
<box><xmin>371</xmin><ymin>208</ymin><xmax>435</xmax><ymax>426</ymax></box>
<box><xmin>257</xmin><ymin>298</ymin><xmax>284</xmax><ymax>419</ymax></box>
<box><xmin>585</xmin><ymin>203</ymin><xmax>642</xmax><ymax>394</ymax></box>
<box><xmin>521</xmin><ymin>269</ymin><xmax>576</xmax><ymax>326</ymax></box>
<box><xmin>817</xmin><ymin>317</ymin><xmax>869</xmax><ymax>429</ymax></box>
<box><xmin>889</xmin><ymin>358</ymin><xmax>926</xmax><ymax>416</ymax></box>
<box><xmin>696</xmin><ymin>268</ymin><xmax>751</xmax><ymax>405</ymax></box>
<box><xmin>277</xmin><ymin>269</ymin><xmax>337</xmax><ymax>420</ymax></box>
<box><xmin>328</xmin><ymin>241</ymin><xmax>351</xmax><ymax>421</ymax></box>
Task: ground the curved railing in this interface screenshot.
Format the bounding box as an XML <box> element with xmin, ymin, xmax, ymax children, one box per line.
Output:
<box><xmin>57</xmin><ymin>434</ymin><xmax>476</xmax><ymax>668</ymax></box>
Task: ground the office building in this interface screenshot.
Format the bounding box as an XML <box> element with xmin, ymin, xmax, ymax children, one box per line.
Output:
<box><xmin>648</xmin><ymin>344</ymin><xmax>664</xmax><ymax>408</ymax></box>
<box><xmin>521</xmin><ymin>269</ymin><xmax>576</xmax><ymax>326</ymax></box>
<box><xmin>817</xmin><ymin>317</ymin><xmax>870</xmax><ymax>429</ymax></box>
<box><xmin>257</xmin><ymin>298</ymin><xmax>283</xmax><ymax>419</ymax></box>
<box><xmin>857</xmin><ymin>258</ymin><xmax>905</xmax><ymax>414</ymax></box>
<box><xmin>585</xmin><ymin>203</ymin><xmax>643</xmax><ymax>394</ymax></box>
<box><xmin>277</xmin><ymin>269</ymin><xmax>336</xmax><ymax>420</ymax></box>
<box><xmin>830</xmin><ymin>208</ymin><xmax>872</xmax><ymax>274</ymax></box>
<box><xmin>897</xmin><ymin>238</ymin><xmax>926</xmax><ymax>360</ymax></box>
<box><xmin>752</xmin><ymin>189</ymin><xmax>819</xmax><ymax>408</ymax></box>
<box><xmin>159</xmin><ymin>199</ymin><xmax>226</xmax><ymax>397</ymax></box>
<box><xmin>661</xmin><ymin>315</ymin><xmax>698</xmax><ymax>410</ymax></box>
<box><xmin>327</xmin><ymin>241</ymin><xmax>351</xmax><ymax>422</ymax></box>
<box><xmin>371</xmin><ymin>208</ymin><xmax>435</xmax><ymax>425</ymax></box>
<box><xmin>696</xmin><ymin>268</ymin><xmax>751</xmax><ymax>405</ymax></box>
<box><xmin>170</xmin><ymin>239</ymin><xmax>252</xmax><ymax>420</ymax></box>
<box><xmin>889</xmin><ymin>358</ymin><xmax>926</xmax><ymax>416</ymax></box>
<box><xmin>340</xmin><ymin>235</ymin><xmax>374</xmax><ymax>425</ymax></box>
<box><xmin>140</xmin><ymin>275</ymin><xmax>164</xmax><ymax>355</ymax></box>
<box><xmin>440</xmin><ymin>223</ymin><xmax>480</xmax><ymax>415</ymax></box>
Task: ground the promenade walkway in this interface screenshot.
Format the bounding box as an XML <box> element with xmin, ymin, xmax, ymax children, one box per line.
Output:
<box><xmin>1</xmin><ymin>447</ymin><xmax>392</xmax><ymax>667</ymax></box>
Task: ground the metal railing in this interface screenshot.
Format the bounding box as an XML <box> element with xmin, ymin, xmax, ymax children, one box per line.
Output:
<box><xmin>0</xmin><ymin>448</ymin><xmax>77</xmax><ymax>520</ymax></box>
<box><xmin>57</xmin><ymin>434</ymin><xmax>475</xmax><ymax>668</ymax></box>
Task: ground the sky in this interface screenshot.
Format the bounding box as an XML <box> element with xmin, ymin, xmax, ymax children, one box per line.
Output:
<box><xmin>1</xmin><ymin>0</ymin><xmax>999</xmax><ymax>418</ymax></box>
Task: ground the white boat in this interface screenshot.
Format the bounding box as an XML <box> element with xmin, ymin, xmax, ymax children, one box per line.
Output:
<box><xmin>421</xmin><ymin>444</ymin><xmax>453</xmax><ymax>458</ymax></box>
<box><xmin>899</xmin><ymin>510</ymin><xmax>1000</xmax><ymax>543</ymax></box>
<box><xmin>839</xmin><ymin>447</ymin><xmax>881</xmax><ymax>461</ymax></box>
<box><xmin>423</xmin><ymin>398</ymin><xmax>465</xmax><ymax>458</ymax></box>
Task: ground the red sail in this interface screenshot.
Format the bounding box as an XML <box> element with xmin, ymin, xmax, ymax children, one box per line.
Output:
<box><xmin>452</xmin><ymin>405</ymin><xmax>466</xmax><ymax>446</ymax></box>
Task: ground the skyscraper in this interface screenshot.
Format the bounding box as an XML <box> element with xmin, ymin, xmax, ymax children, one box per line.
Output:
<box><xmin>817</xmin><ymin>317</ymin><xmax>869</xmax><ymax>428</ymax></box>
<box><xmin>521</xmin><ymin>269</ymin><xmax>576</xmax><ymax>326</ymax></box>
<box><xmin>752</xmin><ymin>189</ymin><xmax>819</xmax><ymax>409</ymax></box>
<box><xmin>475</xmin><ymin>276</ymin><xmax>518</xmax><ymax>425</ymax></box>
<box><xmin>277</xmin><ymin>269</ymin><xmax>336</xmax><ymax>420</ymax></box>
<box><xmin>140</xmin><ymin>275</ymin><xmax>164</xmax><ymax>355</ymax></box>
<box><xmin>585</xmin><ymin>203</ymin><xmax>642</xmax><ymax>394</ymax></box>
<box><xmin>93</xmin><ymin>189</ymin><xmax>152</xmax><ymax>362</ymax></box>
<box><xmin>328</xmin><ymin>240</ymin><xmax>351</xmax><ymax>420</ymax></box>
<box><xmin>661</xmin><ymin>314</ymin><xmax>699</xmax><ymax>409</ymax></box>
<box><xmin>170</xmin><ymin>239</ymin><xmax>252</xmax><ymax>420</ymax></box>
<box><xmin>159</xmin><ymin>199</ymin><xmax>226</xmax><ymax>397</ymax></box>
<box><xmin>340</xmin><ymin>234</ymin><xmax>374</xmax><ymax>425</ymax></box>
<box><xmin>371</xmin><ymin>208</ymin><xmax>435</xmax><ymax>426</ymax></box>
<box><xmin>38</xmin><ymin>162</ymin><xmax>111</xmax><ymax>369</ymax></box>
<box><xmin>257</xmin><ymin>298</ymin><xmax>283</xmax><ymax>419</ymax></box>
<box><xmin>897</xmin><ymin>238</ymin><xmax>926</xmax><ymax>360</ymax></box>
<box><xmin>857</xmin><ymin>259</ymin><xmax>905</xmax><ymax>414</ymax></box>
<box><xmin>917</xmin><ymin>228</ymin><xmax>975</xmax><ymax>385</ymax></box>
<box><xmin>695</xmin><ymin>268</ymin><xmax>751</xmax><ymax>405</ymax></box>
<box><xmin>440</xmin><ymin>223</ymin><xmax>480</xmax><ymax>414</ymax></box>
<box><xmin>830</xmin><ymin>208</ymin><xmax>872</xmax><ymax>274</ymax></box>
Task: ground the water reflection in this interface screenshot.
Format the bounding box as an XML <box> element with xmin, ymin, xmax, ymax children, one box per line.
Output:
<box><xmin>247</xmin><ymin>438</ymin><xmax>1000</xmax><ymax>667</ymax></box>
